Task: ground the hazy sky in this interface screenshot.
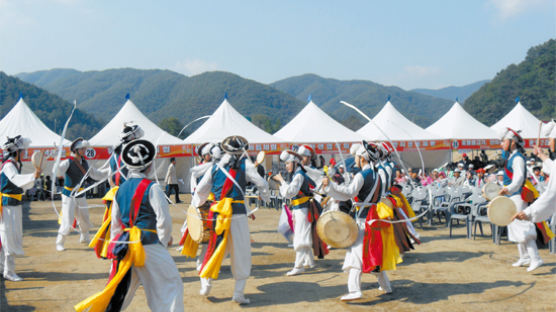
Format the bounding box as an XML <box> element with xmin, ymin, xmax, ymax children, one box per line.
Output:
<box><xmin>0</xmin><ymin>0</ymin><xmax>554</xmax><ymax>90</ymax></box>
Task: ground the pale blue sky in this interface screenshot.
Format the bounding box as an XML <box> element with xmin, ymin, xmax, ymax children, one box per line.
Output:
<box><xmin>0</xmin><ymin>0</ymin><xmax>554</xmax><ymax>89</ymax></box>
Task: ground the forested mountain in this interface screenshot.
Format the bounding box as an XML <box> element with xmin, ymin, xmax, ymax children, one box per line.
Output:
<box><xmin>0</xmin><ymin>71</ymin><xmax>101</xmax><ymax>139</ymax></box>
<box><xmin>17</xmin><ymin>69</ymin><xmax>305</xmax><ymax>134</ymax></box>
<box><xmin>271</xmin><ymin>74</ymin><xmax>453</xmax><ymax>129</ymax></box>
<box><xmin>412</xmin><ymin>80</ymin><xmax>489</xmax><ymax>102</ymax></box>
<box><xmin>464</xmin><ymin>39</ymin><xmax>556</xmax><ymax>125</ymax></box>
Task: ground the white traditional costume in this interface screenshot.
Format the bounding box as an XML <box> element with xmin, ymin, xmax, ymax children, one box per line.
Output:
<box><xmin>55</xmin><ymin>138</ymin><xmax>108</xmax><ymax>251</ymax></box>
<box><xmin>0</xmin><ymin>136</ymin><xmax>36</xmax><ymax>281</ymax></box>
<box><xmin>501</xmin><ymin>128</ymin><xmax>543</xmax><ymax>272</ymax></box>
<box><xmin>75</xmin><ymin>139</ymin><xmax>183</xmax><ymax>312</ymax></box>
<box><xmin>192</xmin><ymin>136</ymin><xmax>270</xmax><ymax>305</ymax></box>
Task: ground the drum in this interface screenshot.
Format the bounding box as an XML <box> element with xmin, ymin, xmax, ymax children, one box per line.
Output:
<box><xmin>316</xmin><ymin>210</ymin><xmax>358</xmax><ymax>248</ymax></box>
<box><xmin>186</xmin><ymin>204</ymin><xmax>211</xmax><ymax>243</ymax></box>
<box><xmin>31</xmin><ymin>150</ymin><xmax>44</xmax><ymax>170</ymax></box>
<box><xmin>482</xmin><ymin>182</ymin><xmax>502</xmax><ymax>201</ymax></box>
<box><xmin>487</xmin><ymin>196</ymin><xmax>517</xmax><ymax>226</ymax></box>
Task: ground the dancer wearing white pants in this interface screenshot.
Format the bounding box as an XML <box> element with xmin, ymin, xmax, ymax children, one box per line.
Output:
<box><xmin>273</xmin><ymin>149</ymin><xmax>317</xmax><ymax>276</ymax></box>
<box><xmin>55</xmin><ymin>138</ymin><xmax>108</xmax><ymax>251</ymax></box>
<box><xmin>499</xmin><ymin>128</ymin><xmax>542</xmax><ymax>272</ymax></box>
<box><xmin>0</xmin><ymin>135</ymin><xmax>38</xmax><ymax>281</ymax></box>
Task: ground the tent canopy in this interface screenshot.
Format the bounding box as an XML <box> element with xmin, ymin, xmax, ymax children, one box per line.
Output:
<box><xmin>357</xmin><ymin>101</ymin><xmax>441</xmax><ymax>141</ymax></box>
<box><xmin>490</xmin><ymin>102</ymin><xmax>541</xmax><ymax>139</ymax></box>
<box><xmin>0</xmin><ymin>98</ymin><xmax>69</xmax><ymax>147</ymax></box>
<box><xmin>90</xmin><ymin>99</ymin><xmax>183</xmax><ymax>146</ymax></box>
<box><xmin>426</xmin><ymin>101</ymin><xmax>498</xmax><ymax>139</ymax></box>
<box><xmin>184</xmin><ymin>99</ymin><xmax>282</xmax><ymax>144</ymax></box>
<box><xmin>274</xmin><ymin>101</ymin><xmax>365</xmax><ymax>143</ymax></box>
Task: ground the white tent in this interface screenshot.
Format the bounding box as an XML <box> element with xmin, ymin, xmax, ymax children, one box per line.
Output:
<box><xmin>274</xmin><ymin>100</ymin><xmax>365</xmax><ymax>143</ymax></box>
<box><xmin>490</xmin><ymin>101</ymin><xmax>541</xmax><ymax>138</ymax></box>
<box><xmin>0</xmin><ymin>98</ymin><xmax>69</xmax><ymax>147</ymax></box>
<box><xmin>183</xmin><ymin>99</ymin><xmax>283</xmax><ymax>144</ymax></box>
<box><xmin>357</xmin><ymin>101</ymin><xmax>442</xmax><ymax>140</ymax></box>
<box><xmin>357</xmin><ymin>101</ymin><xmax>448</xmax><ymax>169</ymax></box>
<box><xmin>426</xmin><ymin>101</ymin><xmax>499</xmax><ymax>139</ymax></box>
<box><xmin>89</xmin><ymin>99</ymin><xmax>183</xmax><ymax>146</ymax></box>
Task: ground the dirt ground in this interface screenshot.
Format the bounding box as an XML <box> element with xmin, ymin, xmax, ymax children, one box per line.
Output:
<box><xmin>1</xmin><ymin>195</ymin><xmax>554</xmax><ymax>312</ymax></box>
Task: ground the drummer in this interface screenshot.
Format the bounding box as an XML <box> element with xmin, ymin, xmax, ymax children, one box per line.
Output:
<box><xmin>272</xmin><ymin>149</ymin><xmax>322</xmax><ymax>276</ymax></box>
<box><xmin>499</xmin><ymin>128</ymin><xmax>543</xmax><ymax>272</ymax></box>
<box><xmin>182</xmin><ymin>142</ymin><xmax>221</xmax><ymax>294</ymax></box>
<box><xmin>322</xmin><ymin>142</ymin><xmax>395</xmax><ymax>301</ymax></box>
<box><xmin>0</xmin><ymin>136</ymin><xmax>40</xmax><ymax>281</ymax></box>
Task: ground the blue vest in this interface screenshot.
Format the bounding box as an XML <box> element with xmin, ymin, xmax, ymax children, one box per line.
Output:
<box><xmin>115</xmin><ymin>178</ymin><xmax>158</xmax><ymax>245</ymax></box>
<box><xmin>62</xmin><ymin>157</ymin><xmax>89</xmax><ymax>197</ymax></box>
<box><xmin>355</xmin><ymin>168</ymin><xmax>380</xmax><ymax>219</ymax></box>
<box><xmin>290</xmin><ymin>168</ymin><xmax>315</xmax><ymax>210</ymax></box>
<box><xmin>1</xmin><ymin>160</ymin><xmax>24</xmax><ymax>206</ymax></box>
<box><xmin>109</xmin><ymin>152</ymin><xmax>128</xmax><ymax>186</ymax></box>
<box><xmin>211</xmin><ymin>157</ymin><xmax>247</xmax><ymax>214</ymax></box>
<box><xmin>503</xmin><ymin>150</ymin><xmax>525</xmax><ymax>196</ymax></box>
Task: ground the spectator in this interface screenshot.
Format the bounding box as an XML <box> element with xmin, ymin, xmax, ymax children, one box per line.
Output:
<box><xmin>164</xmin><ymin>157</ymin><xmax>181</xmax><ymax>203</ymax></box>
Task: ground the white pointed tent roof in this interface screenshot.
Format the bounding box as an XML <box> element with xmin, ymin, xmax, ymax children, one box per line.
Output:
<box><xmin>183</xmin><ymin>99</ymin><xmax>282</xmax><ymax>144</ymax></box>
<box><xmin>357</xmin><ymin>101</ymin><xmax>441</xmax><ymax>140</ymax></box>
<box><xmin>426</xmin><ymin>101</ymin><xmax>498</xmax><ymax>139</ymax></box>
<box><xmin>0</xmin><ymin>98</ymin><xmax>69</xmax><ymax>147</ymax></box>
<box><xmin>274</xmin><ymin>101</ymin><xmax>365</xmax><ymax>143</ymax></box>
<box><xmin>490</xmin><ymin>102</ymin><xmax>541</xmax><ymax>138</ymax></box>
<box><xmin>90</xmin><ymin>99</ymin><xmax>183</xmax><ymax>146</ymax></box>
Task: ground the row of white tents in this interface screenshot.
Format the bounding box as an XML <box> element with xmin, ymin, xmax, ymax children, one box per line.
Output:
<box><xmin>1</xmin><ymin>96</ymin><xmax>546</xmax><ymax>149</ymax></box>
<box><xmin>0</xmin><ymin>96</ymin><xmax>551</xmax><ymax>184</ymax></box>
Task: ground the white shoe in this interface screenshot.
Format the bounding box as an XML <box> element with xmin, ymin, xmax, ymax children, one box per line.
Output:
<box><xmin>340</xmin><ymin>291</ymin><xmax>362</xmax><ymax>301</ymax></box>
<box><xmin>4</xmin><ymin>272</ymin><xmax>23</xmax><ymax>282</ymax></box>
<box><xmin>79</xmin><ymin>234</ymin><xmax>90</xmax><ymax>244</ymax></box>
<box><xmin>286</xmin><ymin>267</ymin><xmax>305</xmax><ymax>276</ymax></box>
<box><xmin>232</xmin><ymin>294</ymin><xmax>250</xmax><ymax>305</ymax></box>
<box><xmin>378</xmin><ymin>286</ymin><xmax>393</xmax><ymax>294</ymax></box>
<box><xmin>512</xmin><ymin>258</ymin><xmax>530</xmax><ymax>267</ymax></box>
<box><xmin>56</xmin><ymin>234</ymin><xmax>65</xmax><ymax>251</ymax></box>
<box><xmin>527</xmin><ymin>260</ymin><xmax>543</xmax><ymax>272</ymax></box>
<box><xmin>200</xmin><ymin>284</ymin><xmax>212</xmax><ymax>296</ymax></box>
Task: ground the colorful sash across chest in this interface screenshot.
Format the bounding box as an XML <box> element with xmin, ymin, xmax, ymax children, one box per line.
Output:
<box><xmin>74</xmin><ymin>178</ymin><xmax>154</xmax><ymax>312</ymax></box>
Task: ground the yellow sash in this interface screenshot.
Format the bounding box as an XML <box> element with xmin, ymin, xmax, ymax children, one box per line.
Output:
<box><xmin>199</xmin><ymin>198</ymin><xmax>234</xmax><ymax>280</ymax></box>
<box><xmin>74</xmin><ymin>226</ymin><xmax>146</xmax><ymax>312</ymax></box>
<box><xmin>376</xmin><ymin>202</ymin><xmax>403</xmax><ymax>271</ymax></box>
<box><xmin>0</xmin><ymin>193</ymin><xmax>24</xmax><ymax>216</ymax></box>
<box><xmin>291</xmin><ymin>196</ymin><xmax>310</xmax><ymax>206</ymax></box>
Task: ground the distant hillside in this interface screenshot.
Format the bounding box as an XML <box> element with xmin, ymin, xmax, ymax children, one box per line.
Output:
<box><xmin>17</xmin><ymin>69</ymin><xmax>305</xmax><ymax>134</ymax></box>
<box><xmin>0</xmin><ymin>71</ymin><xmax>101</xmax><ymax>140</ymax></box>
<box><xmin>465</xmin><ymin>39</ymin><xmax>556</xmax><ymax>125</ymax></box>
<box><xmin>271</xmin><ymin>74</ymin><xmax>453</xmax><ymax>129</ymax></box>
<box><xmin>412</xmin><ymin>80</ymin><xmax>489</xmax><ymax>102</ymax></box>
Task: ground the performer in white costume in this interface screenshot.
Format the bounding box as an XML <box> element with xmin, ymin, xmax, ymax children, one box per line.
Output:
<box><xmin>192</xmin><ymin>136</ymin><xmax>270</xmax><ymax>305</ymax></box>
<box><xmin>273</xmin><ymin>150</ymin><xmax>316</xmax><ymax>276</ymax></box>
<box><xmin>0</xmin><ymin>136</ymin><xmax>39</xmax><ymax>281</ymax></box>
<box><xmin>55</xmin><ymin>138</ymin><xmax>108</xmax><ymax>251</ymax></box>
<box><xmin>75</xmin><ymin>139</ymin><xmax>183</xmax><ymax>312</ymax></box>
<box><xmin>499</xmin><ymin>128</ymin><xmax>543</xmax><ymax>272</ymax></box>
